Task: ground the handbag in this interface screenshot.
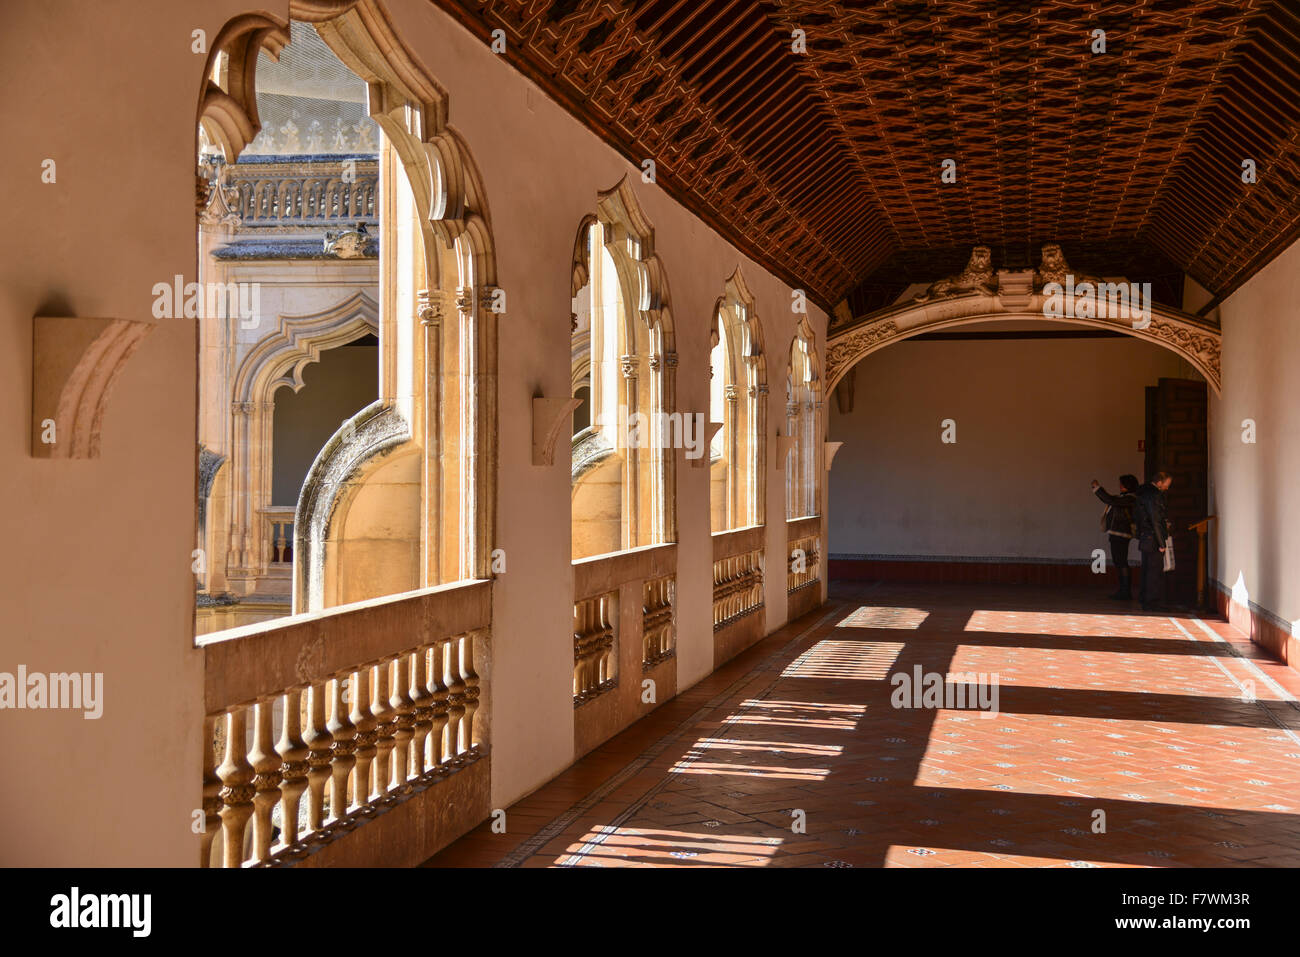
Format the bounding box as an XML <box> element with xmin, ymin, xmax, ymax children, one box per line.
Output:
<box><xmin>1163</xmin><ymin>538</ymin><xmax>1175</xmax><ymax>572</ymax></box>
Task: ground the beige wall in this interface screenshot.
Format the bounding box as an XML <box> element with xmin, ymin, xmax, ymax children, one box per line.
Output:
<box><xmin>828</xmin><ymin>328</ymin><xmax>1192</xmax><ymax>560</ymax></box>
<box><xmin>0</xmin><ymin>0</ymin><xmax>826</xmax><ymax>864</ymax></box>
<box><xmin>1208</xmin><ymin>238</ymin><xmax>1300</xmax><ymax>631</ymax></box>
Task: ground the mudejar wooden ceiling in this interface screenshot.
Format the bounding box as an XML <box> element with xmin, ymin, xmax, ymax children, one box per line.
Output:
<box><xmin>429</xmin><ymin>0</ymin><xmax>1300</xmax><ymax>318</ymax></box>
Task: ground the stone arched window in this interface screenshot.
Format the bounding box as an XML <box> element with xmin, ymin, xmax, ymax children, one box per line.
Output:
<box><xmin>786</xmin><ymin>319</ymin><xmax>821</xmax><ymax>520</ymax></box>
<box><xmin>570</xmin><ymin>177</ymin><xmax>677</xmax><ymax>559</ymax></box>
<box><xmin>709</xmin><ymin>268</ymin><xmax>767</xmax><ymax>531</ymax></box>
<box><xmin>196</xmin><ymin>1</ymin><xmax>499</xmax><ymax>620</ymax></box>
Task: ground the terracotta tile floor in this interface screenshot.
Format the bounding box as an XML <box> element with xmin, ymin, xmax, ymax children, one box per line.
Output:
<box><xmin>424</xmin><ymin>583</ymin><xmax>1300</xmax><ymax>868</ymax></box>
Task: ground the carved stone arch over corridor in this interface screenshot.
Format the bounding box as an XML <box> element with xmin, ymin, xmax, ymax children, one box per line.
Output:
<box><xmin>825</xmin><ymin>293</ymin><xmax>1223</xmax><ymax>396</ymax></box>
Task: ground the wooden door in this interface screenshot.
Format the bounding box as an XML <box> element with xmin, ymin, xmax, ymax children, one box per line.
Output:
<box><xmin>1144</xmin><ymin>378</ymin><xmax>1208</xmax><ymax>607</ymax></box>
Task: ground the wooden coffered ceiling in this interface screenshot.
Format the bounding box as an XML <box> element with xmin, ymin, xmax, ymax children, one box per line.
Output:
<box><xmin>428</xmin><ymin>0</ymin><xmax>1300</xmax><ymax>319</ymax></box>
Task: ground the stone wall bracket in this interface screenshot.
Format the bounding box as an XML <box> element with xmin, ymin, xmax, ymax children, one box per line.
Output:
<box><xmin>691</xmin><ymin>420</ymin><xmax>724</xmax><ymax>468</ymax></box>
<box><xmin>31</xmin><ymin>316</ymin><xmax>153</xmax><ymax>459</ymax></box>
<box><xmin>533</xmin><ymin>396</ymin><xmax>582</xmax><ymax>466</ymax></box>
<box><xmin>775</xmin><ymin>433</ymin><xmax>796</xmax><ymax>470</ymax></box>
<box><xmin>824</xmin><ymin>441</ymin><xmax>844</xmax><ymax>470</ymax></box>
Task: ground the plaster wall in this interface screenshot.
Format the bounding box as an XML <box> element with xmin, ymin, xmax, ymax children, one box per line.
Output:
<box><xmin>828</xmin><ymin>331</ymin><xmax>1192</xmax><ymax>561</ymax></box>
<box><xmin>1208</xmin><ymin>238</ymin><xmax>1300</xmax><ymax>635</ymax></box>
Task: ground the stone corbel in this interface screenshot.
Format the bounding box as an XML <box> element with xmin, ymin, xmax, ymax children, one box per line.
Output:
<box><xmin>824</xmin><ymin>441</ymin><xmax>844</xmax><ymax>470</ymax></box>
<box><xmin>775</xmin><ymin>433</ymin><xmax>796</xmax><ymax>470</ymax></box>
<box><xmin>533</xmin><ymin>396</ymin><xmax>582</xmax><ymax>466</ymax></box>
<box><xmin>690</xmin><ymin>420</ymin><xmax>724</xmax><ymax>469</ymax></box>
<box><xmin>31</xmin><ymin>316</ymin><xmax>153</xmax><ymax>459</ymax></box>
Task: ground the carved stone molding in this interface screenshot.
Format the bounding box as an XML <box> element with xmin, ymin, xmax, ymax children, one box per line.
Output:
<box><xmin>31</xmin><ymin>316</ymin><xmax>153</xmax><ymax>459</ymax></box>
<box><xmin>571</xmin><ymin>425</ymin><xmax>615</xmax><ymax>484</ymax></box>
<box><xmin>532</xmin><ymin>396</ymin><xmax>583</xmax><ymax>467</ymax></box>
<box><xmin>294</xmin><ymin>400</ymin><xmax>412</xmax><ymax>613</ymax></box>
<box><xmin>826</xmin><ymin>295</ymin><xmax>1222</xmax><ymax>394</ymax></box>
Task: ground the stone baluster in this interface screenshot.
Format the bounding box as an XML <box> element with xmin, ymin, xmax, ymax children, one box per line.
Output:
<box><xmin>389</xmin><ymin>652</ymin><xmax>416</xmax><ymax>792</ymax></box>
<box><xmin>428</xmin><ymin>640</ymin><xmax>451</xmax><ymax>771</ymax></box>
<box><xmin>327</xmin><ymin>675</ymin><xmax>357</xmax><ymax>822</ymax></box>
<box><xmin>217</xmin><ymin>707</ymin><xmax>255</xmax><ymax>868</ymax></box>
<box><xmin>409</xmin><ymin>644</ymin><xmax>434</xmax><ymax>778</ymax></box>
<box><xmin>303</xmin><ymin>682</ymin><xmax>333</xmax><ymax>836</ymax></box>
<box><xmin>445</xmin><ymin>636</ymin><xmax>467</xmax><ymax>765</ymax></box>
<box><xmin>276</xmin><ymin>688</ymin><xmax>310</xmax><ymax>851</ymax></box>
<box><xmin>351</xmin><ymin>666</ymin><xmax>378</xmax><ymax>807</ymax></box>
<box><xmin>200</xmin><ymin>713</ymin><xmax>222</xmax><ymax>867</ymax></box>
<box><xmin>460</xmin><ymin>633</ymin><xmax>481</xmax><ymax>754</ymax></box>
<box><xmin>371</xmin><ymin>660</ymin><xmax>396</xmax><ymax>803</ymax></box>
<box><xmin>249</xmin><ymin>698</ymin><xmax>283</xmax><ymax>864</ymax></box>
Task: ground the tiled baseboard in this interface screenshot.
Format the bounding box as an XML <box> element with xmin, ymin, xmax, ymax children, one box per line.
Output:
<box><xmin>1214</xmin><ymin>580</ymin><xmax>1297</xmax><ymax>670</ymax></box>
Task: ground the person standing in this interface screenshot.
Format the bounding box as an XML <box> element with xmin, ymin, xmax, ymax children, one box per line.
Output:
<box><xmin>1092</xmin><ymin>474</ymin><xmax>1139</xmax><ymax>599</ymax></box>
<box><xmin>1134</xmin><ymin>471</ymin><xmax>1174</xmax><ymax>611</ymax></box>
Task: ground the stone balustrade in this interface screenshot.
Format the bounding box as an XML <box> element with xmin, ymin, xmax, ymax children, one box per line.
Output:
<box><xmin>711</xmin><ymin>525</ymin><xmax>766</xmax><ymax>665</ymax></box>
<box><xmin>572</xmin><ymin>543</ymin><xmax>677</xmax><ymax>757</ymax></box>
<box><xmin>226</xmin><ymin>157</ymin><xmax>379</xmax><ymax>226</ymax></box>
<box><xmin>573</xmin><ymin>590</ymin><xmax>617</xmax><ymax>704</ymax></box>
<box><xmin>260</xmin><ymin>506</ymin><xmax>296</xmax><ymax>567</ymax></box>
<box><xmin>642</xmin><ymin>575</ymin><xmax>675</xmax><ymax>668</ymax></box>
<box><xmin>711</xmin><ymin>526</ymin><xmax>765</xmax><ymax>631</ymax></box>
<box><xmin>786</xmin><ymin>517</ymin><xmax>822</xmax><ymax>594</ymax></box>
<box><xmin>198</xmin><ymin>579</ymin><xmax>490</xmax><ymax>867</ymax></box>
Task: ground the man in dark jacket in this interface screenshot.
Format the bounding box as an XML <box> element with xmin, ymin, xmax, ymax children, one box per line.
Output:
<box><xmin>1092</xmin><ymin>474</ymin><xmax>1139</xmax><ymax>599</ymax></box>
<box><xmin>1134</xmin><ymin>471</ymin><xmax>1174</xmax><ymax>611</ymax></box>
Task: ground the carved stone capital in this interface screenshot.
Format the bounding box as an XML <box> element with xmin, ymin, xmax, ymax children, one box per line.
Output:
<box><xmin>620</xmin><ymin>354</ymin><xmax>638</xmax><ymax>379</ymax></box>
<box><xmin>417</xmin><ymin>289</ymin><xmax>444</xmax><ymax>327</ymax></box>
<box><xmin>724</xmin><ymin>384</ymin><xmax>739</xmax><ymax>402</ymax></box>
<box><xmin>455</xmin><ymin>286</ymin><xmax>474</xmax><ymax>315</ymax></box>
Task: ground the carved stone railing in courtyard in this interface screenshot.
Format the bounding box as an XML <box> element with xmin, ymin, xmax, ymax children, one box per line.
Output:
<box><xmin>712</xmin><ymin>527</ymin><xmax>765</xmax><ymax>631</ymax></box>
<box><xmin>642</xmin><ymin>576</ymin><xmax>675</xmax><ymax>669</ymax></box>
<box><xmin>260</xmin><ymin>506</ymin><xmax>295</xmax><ymax>567</ymax></box>
<box><xmin>225</xmin><ymin>156</ymin><xmax>379</xmax><ymax>227</ymax></box>
<box><xmin>572</xmin><ymin>544</ymin><xmax>677</xmax><ymax>758</ymax></box>
<box><xmin>712</xmin><ymin>525</ymin><xmax>766</xmax><ymax>666</ymax></box>
<box><xmin>786</xmin><ymin>518</ymin><xmax>822</xmax><ymax>593</ymax></box>
<box><xmin>786</xmin><ymin>516</ymin><xmax>823</xmax><ymax>621</ymax></box>
<box><xmin>198</xmin><ymin>579</ymin><xmax>491</xmax><ymax>868</ymax></box>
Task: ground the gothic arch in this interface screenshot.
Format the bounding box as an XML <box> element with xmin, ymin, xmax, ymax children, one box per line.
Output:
<box><xmin>595</xmin><ymin>174</ymin><xmax>678</xmax><ymax>545</ymax></box>
<box><xmin>709</xmin><ymin>267</ymin><xmax>768</xmax><ymax>528</ymax></box>
<box><xmin>785</xmin><ymin>316</ymin><xmax>821</xmax><ymax>520</ymax></box>
<box><xmin>233</xmin><ymin>292</ymin><xmax>378</xmax><ymax>405</ymax></box>
<box><xmin>825</xmin><ymin>294</ymin><xmax>1222</xmax><ymax>396</ymax></box>
<box><xmin>222</xmin><ymin>292</ymin><xmax>379</xmax><ymax>585</ymax></box>
<box><xmin>199</xmin><ymin>0</ymin><xmax>500</xmax><ymax>611</ymax></box>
